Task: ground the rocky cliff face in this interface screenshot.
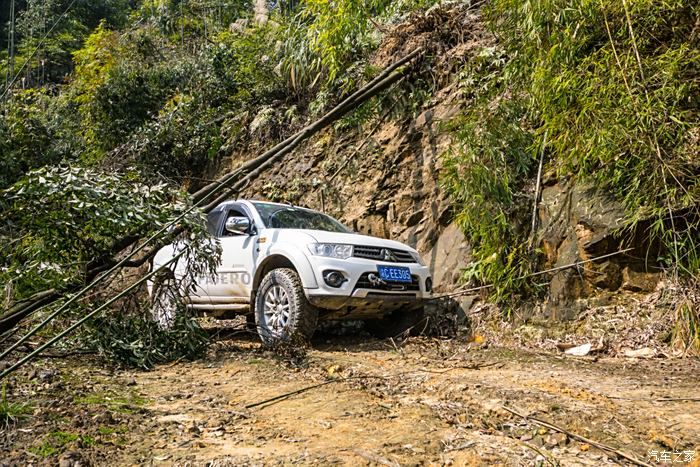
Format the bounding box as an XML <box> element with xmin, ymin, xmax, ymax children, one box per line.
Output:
<box><xmin>538</xmin><ymin>180</ymin><xmax>663</xmax><ymax>318</ymax></box>
<box><xmin>231</xmin><ymin>5</ymin><xmax>663</xmax><ymax>322</ymax></box>
<box><xmin>234</xmin><ymin>5</ymin><xmax>481</xmax><ymax>291</ymax></box>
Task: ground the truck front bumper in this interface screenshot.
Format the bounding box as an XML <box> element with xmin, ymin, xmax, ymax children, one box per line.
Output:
<box><xmin>304</xmin><ymin>256</ymin><xmax>431</xmax><ymax>319</ymax></box>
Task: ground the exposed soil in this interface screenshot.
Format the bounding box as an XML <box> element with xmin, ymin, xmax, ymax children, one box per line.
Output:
<box><xmin>2</xmin><ymin>326</ymin><xmax>699</xmax><ymax>466</ymax></box>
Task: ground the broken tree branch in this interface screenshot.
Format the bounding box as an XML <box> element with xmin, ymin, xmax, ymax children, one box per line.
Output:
<box><xmin>608</xmin><ymin>395</ymin><xmax>700</xmax><ymax>402</ymax></box>
<box><xmin>0</xmin><ymin>289</ymin><xmax>60</xmax><ymax>335</ymax></box>
<box><xmin>502</xmin><ymin>405</ymin><xmax>653</xmax><ymax>467</ymax></box>
<box><xmin>519</xmin><ymin>440</ymin><xmax>559</xmax><ymax>467</ymax></box>
<box><xmin>244</xmin><ymin>380</ymin><xmax>338</xmax><ymax>409</ymax></box>
<box><xmin>244</xmin><ymin>374</ymin><xmax>395</xmax><ymax>409</ymax></box>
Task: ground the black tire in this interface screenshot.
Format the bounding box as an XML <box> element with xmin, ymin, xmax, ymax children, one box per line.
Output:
<box><xmin>365</xmin><ymin>306</ymin><xmax>425</xmax><ymax>339</ymax></box>
<box><xmin>254</xmin><ymin>268</ymin><xmax>318</xmax><ymax>345</ymax></box>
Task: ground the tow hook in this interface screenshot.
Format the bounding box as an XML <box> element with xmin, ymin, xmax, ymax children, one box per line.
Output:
<box><xmin>367</xmin><ymin>273</ymin><xmax>386</xmax><ymax>287</ymax></box>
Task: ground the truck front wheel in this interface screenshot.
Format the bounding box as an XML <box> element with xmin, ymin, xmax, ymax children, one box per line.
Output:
<box><xmin>254</xmin><ymin>268</ymin><xmax>318</xmax><ymax>345</ymax></box>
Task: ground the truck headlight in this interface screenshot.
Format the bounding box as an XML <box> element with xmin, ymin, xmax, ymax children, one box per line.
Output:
<box><xmin>308</xmin><ymin>243</ymin><xmax>353</xmax><ymax>259</ymax></box>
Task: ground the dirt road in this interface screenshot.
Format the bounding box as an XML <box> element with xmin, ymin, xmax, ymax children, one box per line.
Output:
<box><xmin>2</xmin><ymin>330</ymin><xmax>700</xmax><ymax>466</ymax></box>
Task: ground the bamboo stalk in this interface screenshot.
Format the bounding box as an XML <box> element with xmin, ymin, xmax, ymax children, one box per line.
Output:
<box><xmin>191</xmin><ymin>47</ymin><xmax>423</xmax><ymax>205</ymax></box>
<box><xmin>0</xmin><ymin>251</ymin><xmax>185</xmax><ymax>380</ymax></box>
<box><xmin>502</xmin><ymin>405</ymin><xmax>652</xmax><ymax>467</ymax></box>
<box><xmin>202</xmin><ymin>65</ymin><xmax>413</xmax><ymax>210</ymax></box>
<box><xmin>0</xmin><ymin>48</ymin><xmax>425</xmax><ymax>361</ymax></box>
<box><xmin>528</xmin><ymin>130</ymin><xmax>547</xmax><ymax>248</ymax></box>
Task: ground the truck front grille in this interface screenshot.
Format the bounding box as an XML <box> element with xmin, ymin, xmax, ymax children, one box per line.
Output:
<box><xmin>352</xmin><ymin>246</ymin><xmax>415</xmax><ymax>263</ymax></box>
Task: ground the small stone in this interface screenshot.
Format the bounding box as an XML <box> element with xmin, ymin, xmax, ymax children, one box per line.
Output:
<box><xmin>38</xmin><ymin>370</ymin><xmax>55</xmax><ymax>382</ymax></box>
<box><xmin>188</xmin><ymin>422</ymin><xmax>201</xmax><ymax>435</ymax></box>
<box><xmin>58</xmin><ymin>451</ymin><xmax>79</xmax><ymax>467</ymax></box>
<box><xmin>92</xmin><ymin>411</ymin><xmax>115</xmax><ymax>425</ymax></box>
<box><xmin>552</xmin><ymin>433</ymin><xmax>568</xmax><ymax>446</ymax></box>
<box><xmin>545</xmin><ymin>434</ymin><xmax>564</xmax><ymax>448</ymax></box>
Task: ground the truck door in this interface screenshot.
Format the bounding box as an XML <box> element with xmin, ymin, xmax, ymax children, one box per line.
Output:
<box><xmin>197</xmin><ymin>204</ymin><xmax>258</xmax><ymax>304</ymax></box>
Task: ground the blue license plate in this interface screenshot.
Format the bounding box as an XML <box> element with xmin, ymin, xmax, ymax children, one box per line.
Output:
<box><xmin>377</xmin><ymin>265</ymin><xmax>412</xmax><ymax>283</ymax></box>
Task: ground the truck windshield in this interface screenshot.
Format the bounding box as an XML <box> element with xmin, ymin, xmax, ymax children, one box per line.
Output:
<box><xmin>252</xmin><ymin>202</ymin><xmax>351</xmax><ymax>233</ymax></box>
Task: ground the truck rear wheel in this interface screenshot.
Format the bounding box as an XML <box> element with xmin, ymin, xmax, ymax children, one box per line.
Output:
<box><xmin>254</xmin><ymin>268</ymin><xmax>318</xmax><ymax>345</ymax></box>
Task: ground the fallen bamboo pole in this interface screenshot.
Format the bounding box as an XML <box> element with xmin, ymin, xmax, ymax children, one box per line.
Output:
<box><xmin>191</xmin><ymin>46</ymin><xmax>423</xmax><ymax>205</ymax></box>
<box><xmin>0</xmin><ymin>251</ymin><xmax>186</xmax><ymax>380</ymax></box>
<box><xmin>502</xmin><ymin>405</ymin><xmax>653</xmax><ymax>467</ymax></box>
<box><xmin>202</xmin><ymin>65</ymin><xmax>412</xmax><ymax>210</ymax></box>
<box><xmin>0</xmin><ymin>48</ymin><xmax>425</xmax><ymax>358</ymax></box>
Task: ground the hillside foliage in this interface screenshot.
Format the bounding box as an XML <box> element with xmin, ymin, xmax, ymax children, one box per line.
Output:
<box><xmin>443</xmin><ymin>0</ymin><xmax>699</xmax><ymax>299</ymax></box>
<box><xmin>0</xmin><ymin>0</ymin><xmax>698</xmax><ymax>360</ymax></box>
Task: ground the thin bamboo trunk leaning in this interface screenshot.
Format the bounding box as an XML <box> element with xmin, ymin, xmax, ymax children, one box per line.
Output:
<box><xmin>0</xmin><ymin>48</ymin><xmax>424</xmax><ymax>348</ymax></box>
<box><xmin>191</xmin><ymin>46</ymin><xmax>423</xmax><ymax>205</ymax></box>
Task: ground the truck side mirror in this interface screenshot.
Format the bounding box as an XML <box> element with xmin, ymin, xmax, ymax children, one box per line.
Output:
<box><xmin>225</xmin><ymin>216</ymin><xmax>251</xmax><ymax>235</ymax></box>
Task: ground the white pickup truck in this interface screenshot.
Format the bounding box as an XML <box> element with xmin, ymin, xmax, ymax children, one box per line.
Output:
<box><xmin>151</xmin><ymin>200</ymin><xmax>432</xmax><ymax>344</ymax></box>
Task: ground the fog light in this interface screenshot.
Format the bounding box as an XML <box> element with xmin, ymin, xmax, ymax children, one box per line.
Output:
<box><xmin>425</xmin><ymin>277</ymin><xmax>433</xmax><ymax>293</ymax></box>
<box><xmin>323</xmin><ymin>270</ymin><xmax>346</xmax><ymax>288</ymax></box>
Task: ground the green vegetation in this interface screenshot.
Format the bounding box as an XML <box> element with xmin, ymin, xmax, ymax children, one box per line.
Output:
<box><xmin>97</xmin><ymin>424</ymin><xmax>128</xmax><ymax>435</ymax></box>
<box><xmin>1</xmin><ymin>165</ymin><xmax>217</xmax><ymax>300</ymax></box>
<box><xmin>0</xmin><ymin>384</ymin><xmax>30</xmax><ymax>427</ymax></box>
<box><xmin>88</xmin><ymin>304</ymin><xmax>210</xmax><ymax>369</ymax></box>
<box><xmin>5</xmin><ymin>0</ymin><xmax>131</xmax><ymax>86</ymax></box>
<box><xmin>443</xmin><ymin>0</ymin><xmax>699</xmax><ymax>300</ymax></box>
<box><xmin>672</xmin><ymin>298</ymin><xmax>700</xmax><ymax>355</ymax></box>
<box><xmin>0</xmin><ymin>88</ymin><xmax>66</xmax><ymax>189</ymax></box>
<box><xmin>1</xmin><ymin>0</ymin><xmax>698</xmax><ymax>358</ymax></box>
<box><xmin>75</xmin><ymin>389</ymin><xmax>147</xmax><ymax>412</ymax></box>
<box><xmin>0</xmin><ymin>164</ymin><xmax>217</xmax><ymax>366</ymax></box>
<box><xmin>29</xmin><ymin>430</ymin><xmax>95</xmax><ymax>458</ymax></box>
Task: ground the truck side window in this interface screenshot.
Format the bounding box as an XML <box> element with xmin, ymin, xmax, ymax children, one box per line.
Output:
<box><xmin>206</xmin><ymin>211</ymin><xmax>224</xmax><ymax>236</ymax></box>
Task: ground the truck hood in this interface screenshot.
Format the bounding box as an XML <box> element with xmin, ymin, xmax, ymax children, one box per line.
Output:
<box><xmin>275</xmin><ymin>229</ymin><xmax>417</xmax><ymax>253</ymax></box>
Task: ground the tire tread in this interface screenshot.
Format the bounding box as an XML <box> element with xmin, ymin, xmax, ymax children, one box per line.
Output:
<box><xmin>255</xmin><ymin>268</ymin><xmax>318</xmax><ymax>344</ymax></box>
